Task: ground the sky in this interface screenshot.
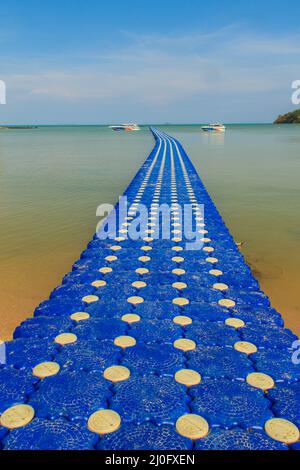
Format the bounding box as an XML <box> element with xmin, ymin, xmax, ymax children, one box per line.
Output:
<box><xmin>1</xmin><ymin>0</ymin><xmax>300</xmax><ymax>124</ymax></box>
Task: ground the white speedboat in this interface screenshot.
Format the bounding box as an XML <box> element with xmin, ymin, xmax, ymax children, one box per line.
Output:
<box><xmin>201</xmin><ymin>123</ymin><xmax>226</xmax><ymax>133</ymax></box>
<box><xmin>109</xmin><ymin>123</ymin><xmax>140</xmax><ymax>132</ymax></box>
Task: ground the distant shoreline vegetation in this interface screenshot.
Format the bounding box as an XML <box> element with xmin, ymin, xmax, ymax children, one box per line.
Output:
<box><xmin>0</xmin><ymin>125</ymin><xmax>38</xmax><ymax>130</ymax></box>
<box><xmin>274</xmin><ymin>109</ymin><xmax>300</xmax><ymax>124</ymax></box>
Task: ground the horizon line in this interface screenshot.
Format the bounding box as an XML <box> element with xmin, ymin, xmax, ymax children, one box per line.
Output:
<box><xmin>1</xmin><ymin>121</ymin><xmax>276</xmax><ymax>126</ymax></box>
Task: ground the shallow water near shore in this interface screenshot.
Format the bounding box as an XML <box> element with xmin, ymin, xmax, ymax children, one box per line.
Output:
<box><xmin>0</xmin><ymin>124</ymin><xmax>299</xmax><ymax>339</ymax></box>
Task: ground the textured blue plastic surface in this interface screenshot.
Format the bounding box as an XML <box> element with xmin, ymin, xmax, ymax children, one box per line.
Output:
<box><xmin>14</xmin><ymin>316</ymin><xmax>73</xmax><ymax>340</ymax></box>
<box><xmin>188</xmin><ymin>345</ymin><xmax>254</xmax><ymax>379</ymax></box>
<box><xmin>1</xmin><ymin>128</ymin><xmax>299</xmax><ymax>450</ymax></box>
<box><xmin>111</xmin><ymin>375</ymin><xmax>189</xmax><ymax>424</ymax></box>
<box><xmin>195</xmin><ymin>428</ymin><xmax>288</xmax><ymax>450</ymax></box>
<box><xmin>269</xmin><ymin>381</ymin><xmax>300</xmax><ymax>428</ymax></box>
<box><xmin>129</xmin><ymin>319</ymin><xmax>182</xmax><ymax>343</ymax></box>
<box><xmin>98</xmin><ymin>422</ymin><xmax>192</xmax><ymax>450</ymax></box>
<box><xmin>5</xmin><ymin>338</ymin><xmax>57</xmax><ymax>368</ymax></box>
<box><xmin>185</xmin><ymin>321</ymin><xmax>239</xmax><ymax>347</ymax></box>
<box><xmin>122</xmin><ymin>343</ymin><xmax>185</xmax><ymax>375</ymax></box>
<box><xmin>30</xmin><ymin>370</ymin><xmax>110</xmax><ymax>420</ymax></box>
<box><xmin>56</xmin><ymin>339</ymin><xmax>120</xmax><ymax>372</ymax></box>
<box><xmin>73</xmin><ymin>318</ymin><xmax>126</xmax><ymax>340</ymax></box>
<box><xmin>4</xmin><ymin>418</ymin><xmax>96</xmax><ymax>450</ymax></box>
<box><xmin>0</xmin><ymin>368</ymin><xmax>38</xmax><ymax>413</ymax></box>
<box><xmin>253</xmin><ymin>349</ymin><xmax>300</xmax><ymax>382</ymax></box>
<box><xmin>191</xmin><ymin>378</ymin><xmax>273</xmax><ymax>428</ymax></box>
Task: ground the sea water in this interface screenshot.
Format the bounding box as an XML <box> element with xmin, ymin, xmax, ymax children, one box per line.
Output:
<box><xmin>0</xmin><ymin>124</ymin><xmax>299</xmax><ymax>338</ymax></box>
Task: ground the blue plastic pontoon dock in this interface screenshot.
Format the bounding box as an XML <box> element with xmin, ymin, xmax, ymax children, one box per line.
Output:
<box><xmin>0</xmin><ymin>128</ymin><xmax>299</xmax><ymax>450</ymax></box>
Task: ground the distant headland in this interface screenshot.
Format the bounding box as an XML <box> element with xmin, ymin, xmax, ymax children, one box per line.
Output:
<box><xmin>274</xmin><ymin>109</ymin><xmax>300</xmax><ymax>124</ymax></box>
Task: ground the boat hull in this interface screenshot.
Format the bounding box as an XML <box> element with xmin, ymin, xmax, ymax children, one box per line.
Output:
<box><xmin>201</xmin><ymin>126</ymin><xmax>226</xmax><ymax>133</ymax></box>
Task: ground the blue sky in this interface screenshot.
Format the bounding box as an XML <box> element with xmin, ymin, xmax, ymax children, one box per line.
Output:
<box><xmin>1</xmin><ymin>0</ymin><xmax>300</xmax><ymax>123</ymax></box>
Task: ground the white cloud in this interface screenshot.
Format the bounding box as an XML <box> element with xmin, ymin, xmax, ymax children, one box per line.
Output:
<box><xmin>2</xmin><ymin>27</ymin><xmax>300</xmax><ymax>120</ymax></box>
<box><xmin>230</xmin><ymin>36</ymin><xmax>300</xmax><ymax>55</ymax></box>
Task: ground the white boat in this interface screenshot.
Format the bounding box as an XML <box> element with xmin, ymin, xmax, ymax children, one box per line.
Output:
<box><xmin>201</xmin><ymin>123</ymin><xmax>226</xmax><ymax>133</ymax></box>
<box><xmin>109</xmin><ymin>123</ymin><xmax>140</xmax><ymax>132</ymax></box>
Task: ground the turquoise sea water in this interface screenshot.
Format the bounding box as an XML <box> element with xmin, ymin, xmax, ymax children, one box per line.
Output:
<box><xmin>0</xmin><ymin>124</ymin><xmax>299</xmax><ymax>338</ymax></box>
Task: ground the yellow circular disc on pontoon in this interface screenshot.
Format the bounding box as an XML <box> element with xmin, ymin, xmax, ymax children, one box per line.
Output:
<box><xmin>103</xmin><ymin>366</ymin><xmax>130</xmax><ymax>383</ymax></box>
<box><xmin>203</xmin><ymin>247</ymin><xmax>215</xmax><ymax>253</ymax></box>
<box><xmin>141</xmin><ymin>246</ymin><xmax>152</xmax><ymax>252</ymax></box>
<box><xmin>70</xmin><ymin>312</ymin><xmax>90</xmax><ymax>322</ymax></box>
<box><xmin>172</xmin><ymin>269</ymin><xmax>186</xmax><ymax>276</ymax></box>
<box><xmin>172</xmin><ymin>257</ymin><xmax>185</xmax><ymax>263</ymax></box>
<box><xmin>0</xmin><ymin>405</ymin><xmax>35</xmax><ymax>430</ymax></box>
<box><xmin>218</xmin><ymin>299</ymin><xmax>236</xmax><ymax>309</ymax></box>
<box><xmin>105</xmin><ymin>256</ymin><xmax>118</xmax><ymax>262</ymax></box>
<box><xmin>201</xmin><ymin>238</ymin><xmax>212</xmax><ymax>244</ymax></box>
<box><xmin>265</xmin><ymin>418</ymin><xmax>300</xmax><ymax>444</ymax></box>
<box><xmin>33</xmin><ymin>362</ymin><xmax>60</xmax><ymax>379</ymax></box>
<box><xmin>209</xmin><ymin>269</ymin><xmax>223</xmax><ymax>276</ymax></box>
<box><xmin>99</xmin><ymin>267</ymin><xmax>112</xmax><ymax>274</ymax></box>
<box><xmin>172</xmin><ymin>298</ymin><xmax>190</xmax><ymax>307</ymax></box>
<box><xmin>132</xmin><ymin>281</ymin><xmax>147</xmax><ymax>289</ymax></box>
<box><xmin>88</xmin><ymin>410</ymin><xmax>121</xmax><ymax>435</ymax></box>
<box><xmin>121</xmin><ymin>314</ymin><xmax>141</xmax><ymax>324</ymax></box>
<box><xmin>82</xmin><ymin>295</ymin><xmax>99</xmax><ymax>304</ymax></box>
<box><xmin>127</xmin><ymin>296</ymin><xmax>144</xmax><ymax>305</ymax></box>
<box><xmin>135</xmin><ymin>268</ymin><xmax>149</xmax><ymax>275</ymax></box>
<box><xmin>176</xmin><ymin>414</ymin><xmax>209</xmax><ymax>440</ymax></box>
<box><xmin>110</xmin><ymin>245</ymin><xmax>122</xmax><ymax>252</ymax></box>
<box><xmin>172</xmin><ymin>282</ymin><xmax>187</xmax><ymax>290</ymax></box>
<box><xmin>54</xmin><ymin>333</ymin><xmax>77</xmax><ymax>346</ymax></box>
<box><xmin>175</xmin><ymin>370</ymin><xmax>201</xmax><ymax>387</ymax></box>
<box><xmin>213</xmin><ymin>283</ymin><xmax>229</xmax><ymax>292</ymax></box>
<box><xmin>246</xmin><ymin>372</ymin><xmax>275</xmax><ymax>391</ymax></box>
<box><xmin>234</xmin><ymin>341</ymin><xmax>258</xmax><ymax>355</ymax></box>
<box><xmin>138</xmin><ymin>256</ymin><xmax>151</xmax><ymax>263</ymax></box>
<box><xmin>225</xmin><ymin>318</ymin><xmax>245</xmax><ymax>329</ymax></box>
<box><xmin>173</xmin><ymin>316</ymin><xmax>193</xmax><ymax>326</ymax></box>
<box><xmin>91</xmin><ymin>280</ymin><xmax>107</xmax><ymax>288</ymax></box>
<box><xmin>172</xmin><ymin>246</ymin><xmax>183</xmax><ymax>252</ymax></box>
<box><xmin>174</xmin><ymin>339</ymin><xmax>196</xmax><ymax>352</ymax></box>
<box><xmin>114</xmin><ymin>336</ymin><xmax>136</xmax><ymax>349</ymax></box>
<box><xmin>206</xmin><ymin>257</ymin><xmax>218</xmax><ymax>264</ymax></box>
